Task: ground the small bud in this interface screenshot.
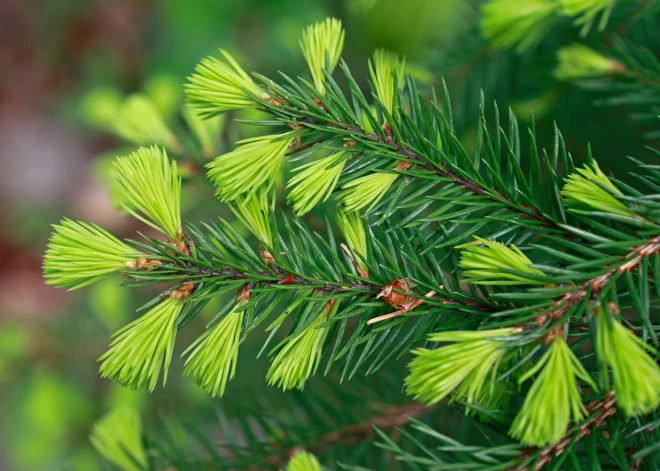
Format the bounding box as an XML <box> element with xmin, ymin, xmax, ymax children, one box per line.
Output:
<box><xmin>228</xmin><ymin>186</ymin><xmax>275</xmax><ymax>247</ymax></box>
<box><xmin>336</xmin><ymin>210</ymin><xmax>368</xmax><ymax>273</ymax></box>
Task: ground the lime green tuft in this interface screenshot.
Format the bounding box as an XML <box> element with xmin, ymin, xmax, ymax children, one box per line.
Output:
<box><xmin>287</xmin><ymin>152</ymin><xmax>347</xmax><ymax>215</ymax></box>
<box><xmin>300</xmin><ymin>18</ymin><xmax>345</xmax><ymax>94</ymax></box>
<box><xmin>267</xmin><ymin>301</ymin><xmax>338</xmax><ymax>391</ymax></box>
<box><xmin>406</xmin><ymin>328</ymin><xmax>515</xmax><ymax>406</ymax></box>
<box><xmin>44</xmin><ymin>219</ymin><xmax>136</xmax><ymax>290</ymax></box>
<box><xmin>510</xmin><ymin>336</ymin><xmax>597</xmax><ymax>447</ymax></box>
<box><xmin>284</xmin><ymin>451</ymin><xmax>323</xmax><ymax>471</ymax></box>
<box><xmin>481</xmin><ymin>0</ymin><xmax>559</xmax><ymax>53</ymax></box>
<box><xmin>114</xmin><ymin>146</ymin><xmax>182</xmax><ymax>240</ymax></box>
<box><xmin>90</xmin><ymin>407</ymin><xmax>147</xmax><ymax>471</ymax></box>
<box><xmin>339</xmin><ymin>171</ymin><xmax>399</xmax><ymax>213</ymax></box>
<box><xmin>336</xmin><ymin>210</ymin><xmax>368</xmax><ymax>271</ymax></box>
<box><xmin>206</xmin><ymin>133</ymin><xmax>296</xmax><ymax>202</ymax></box>
<box><xmin>369</xmin><ymin>49</ymin><xmax>406</xmax><ymax>114</ymax></box>
<box><xmin>185</xmin><ymin>49</ymin><xmax>263</xmax><ymax>117</ymax></box>
<box><xmin>99</xmin><ymin>298</ymin><xmax>181</xmax><ymax>392</ymax></box>
<box><xmin>597</xmin><ymin>315</ymin><xmax>660</xmax><ymax>416</ymax></box>
<box><xmin>561</xmin><ymin>160</ymin><xmax>631</xmax><ymax>217</ymax></box>
<box><xmin>459</xmin><ymin>237</ymin><xmax>545</xmax><ymax>285</ymax></box>
<box><xmin>113</xmin><ymin>94</ymin><xmax>180</xmax><ymax>152</ymax></box>
<box><xmin>555</xmin><ymin>44</ymin><xmax>621</xmax><ymax>80</ymax></box>
<box><xmin>228</xmin><ymin>187</ymin><xmax>275</xmax><ymax>249</ymax></box>
<box><xmin>183</xmin><ymin>300</ymin><xmax>246</xmax><ymax>398</ymax></box>
<box><xmin>560</xmin><ymin>0</ymin><xmax>615</xmax><ymax>34</ymax></box>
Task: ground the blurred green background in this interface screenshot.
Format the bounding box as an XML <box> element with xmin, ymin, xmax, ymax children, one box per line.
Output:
<box><xmin>0</xmin><ymin>0</ymin><xmax>657</xmax><ymax>469</ymax></box>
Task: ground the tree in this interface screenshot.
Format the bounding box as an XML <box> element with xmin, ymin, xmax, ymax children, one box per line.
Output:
<box><xmin>45</xmin><ymin>5</ymin><xmax>660</xmax><ymax>470</ymax></box>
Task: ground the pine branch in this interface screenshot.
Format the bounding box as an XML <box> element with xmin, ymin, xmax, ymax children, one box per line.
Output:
<box><xmin>543</xmin><ymin>234</ymin><xmax>660</xmax><ymax>323</ymax></box>
<box><xmin>252</xmin><ymin>401</ymin><xmax>433</xmax><ymax>469</ymax></box>
<box><xmin>264</xmin><ymin>99</ymin><xmax>569</xmax><ymax>235</ymax></box>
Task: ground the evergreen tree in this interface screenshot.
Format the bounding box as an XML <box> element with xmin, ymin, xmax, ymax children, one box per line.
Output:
<box><xmin>46</xmin><ymin>4</ymin><xmax>660</xmax><ymax>470</ymax></box>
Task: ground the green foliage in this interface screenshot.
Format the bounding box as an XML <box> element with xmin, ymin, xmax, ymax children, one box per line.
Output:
<box><xmin>285</xmin><ymin>451</ymin><xmax>323</xmax><ymax>471</ymax></box>
<box><xmin>555</xmin><ymin>44</ymin><xmax>622</xmax><ymax>80</ymax></box>
<box><xmin>185</xmin><ymin>49</ymin><xmax>264</xmax><ymax>117</ymax></box>
<box><xmin>458</xmin><ymin>237</ymin><xmax>546</xmax><ymax>285</ymax></box>
<box><xmin>561</xmin><ymin>160</ymin><xmax>632</xmax><ymax>216</ymax></box>
<box><xmin>43</xmin><ymin>219</ymin><xmax>136</xmax><ymax>290</ymax></box>
<box><xmin>90</xmin><ymin>407</ymin><xmax>147</xmax><ymax>471</ymax></box>
<box><xmin>114</xmin><ymin>146</ymin><xmax>183</xmax><ymax>240</ymax></box>
<box><xmin>300</xmin><ymin>18</ymin><xmax>345</xmax><ymax>94</ymax></box>
<box><xmin>44</xmin><ymin>12</ymin><xmax>660</xmax><ymax>471</ymax></box>
<box><xmin>99</xmin><ymin>299</ymin><xmax>181</xmax><ymax>391</ymax></box>
<box><xmin>267</xmin><ymin>300</ymin><xmax>338</xmax><ymax>391</ymax></box>
<box><xmin>406</xmin><ymin>329</ymin><xmax>515</xmax><ymax>406</ymax></box>
<box><xmin>369</xmin><ymin>49</ymin><xmax>406</xmax><ymax>114</ymax></box>
<box><xmin>597</xmin><ymin>313</ymin><xmax>660</xmax><ymax>416</ymax></box>
<box><xmin>510</xmin><ymin>336</ymin><xmax>597</xmax><ymax>446</ymax></box>
<box><xmin>113</xmin><ymin>94</ymin><xmax>180</xmax><ymax>152</ymax></box>
<box><xmin>288</xmin><ymin>151</ymin><xmax>347</xmax><ymax>215</ymax></box>
<box><xmin>206</xmin><ymin>133</ymin><xmax>296</xmax><ymax>202</ymax></box>
<box><xmin>183</xmin><ymin>300</ymin><xmax>246</xmax><ymax>398</ymax></box>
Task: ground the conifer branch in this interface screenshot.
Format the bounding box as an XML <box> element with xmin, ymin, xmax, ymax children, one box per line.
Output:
<box><xmin>286</xmin><ymin>115</ymin><xmax>568</xmax><ymax>234</ymax></box>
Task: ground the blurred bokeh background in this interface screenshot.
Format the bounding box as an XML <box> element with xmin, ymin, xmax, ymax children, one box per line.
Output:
<box><xmin>1</xmin><ymin>0</ymin><xmax>658</xmax><ymax>469</ymax></box>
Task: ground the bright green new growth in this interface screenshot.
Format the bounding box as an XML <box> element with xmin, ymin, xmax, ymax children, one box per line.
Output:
<box><xmin>560</xmin><ymin>0</ymin><xmax>615</xmax><ymax>32</ymax></box>
<box><xmin>369</xmin><ymin>49</ymin><xmax>406</xmax><ymax>114</ymax></box>
<box><xmin>113</xmin><ymin>94</ymin><xmax>180</xmax><ymax>152</ymax></box>
<box><xmin>458</xmin><ymin>237</ymin><xmax>545</xmax><ymax>285</ymax></box>
<box><xmin>185</xmin><ymin>49</ymin><xmax>264</xmax><ymax>118</ymax></box>
<box><xmin>405</xmin><ymin>328</ymin><xmax>515</xmax><ymax>406</ymax></box>
<box><xmin>300</xmin><ymin>18</ymin><xmax>345</xmax><ymax>94</ymax></box>
<box><xmin>114</xmin><ymin>146</ymin><xmax>182</xmax><ymax>240</ymax></box>
<box><xmin>182</xmin><ymin>104</ymin><xmax>224</xmax><ymax>157</ymax></box>
<box><xmin>336</xmin><ymin>210</ymin><xmax>368</xmax><ymax>271</ymax></box>
<box><xmin>267</xmin><ymin>301</ymin><xmax>338</xmax><ymax>391</ymax></box>
<box><xmin>183</xmin><ymin>300</ymin><xmax>246</xmax><ymax>398</ymax></box>
<box><xmin>99</xmin><ymin>298</ymin><xmax>181</xmax><ymax>392</ymax></box>
<box><xmin>339</xmin><ymin>171</ymin><xmax>399</xmax><ymax>213</ymax></box>
<box><xmin>90</xmin><ymin>407</ymin><xmax>147</xmax><ymax>471</ymax></box>
<box><xmin>287</xmin><ymin>152</ymin><xmax>347</xmax><ymax>215</ymax></box>
<box><xmin>481</xmin><ymin>0</ymin><xmax>559</xmax><ymax>53</ymax></box>
<box><xmin>555</xmin><ymin>44</ymin><xmax>620</xmax><ymax>80</ymax></box>
<box><xmin>510</xmin><ymin>336</ymin><xmax>597</xmax><ymax>447</ymax></box>
<box><xmin>284</xmin><ymin>451</ymin><xmax>323</xmax><ymax>471</ymax></box>
<box><xmin>561</xmin><ymin>160</ymin><xmax>631</xmax><ymax>217</ymax></box>
<box><xmin>229</xmin><ymin>187</ymin><xmax>275</xmax><ymax>247</ymax></box>
<box><xmin>207</xmin><ymin>133</ymin><xmax>296</xmax><ymax>202</ymax></box>
<box><xmin>81</xmin><ymin>86</ymin><xmax>123</xmax><ymax>130</ymax></box>
<box><xmin>597</xmin><ymin>316</ymin><xmax>660</xmax><ymax>416</ymax></box>
<box><xmin>44</xmin><ymin>219</ymin><xmax>136</xmax><ymax>290</ymax></box>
